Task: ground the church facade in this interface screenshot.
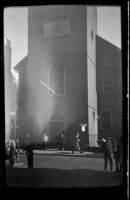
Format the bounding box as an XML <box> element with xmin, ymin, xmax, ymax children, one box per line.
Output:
<box><xmin>13</xmin><ymin>6</ymin><xmax>122</xmax><ymax>149</ymax></box>
<box><xmin>14</xmin><ymin>6</ymin><xmax>98</xmax><ymax>148</ymax></box>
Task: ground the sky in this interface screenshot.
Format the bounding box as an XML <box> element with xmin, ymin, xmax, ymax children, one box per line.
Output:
<box><xmin>4</xmin><ymin>6</ymin><xmax>121</xmax><ymax>77</ymax></box>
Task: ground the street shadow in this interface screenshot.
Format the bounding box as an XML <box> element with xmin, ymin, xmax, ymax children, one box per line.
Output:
<box><xmin>5</xmin><ymin>166</ymin><xmax>123</xmax><ymax>189</ymax></box>
<box><xmin>5</xmin><ymin>165</ymin><xmax>123</xmax><ymax>175</ymax></box>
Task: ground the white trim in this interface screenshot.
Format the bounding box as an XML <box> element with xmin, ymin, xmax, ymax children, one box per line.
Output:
<box><xmin>87</xmin><ymin>53</ymin><xmax>96</xmax><ymax>66</ymax></box>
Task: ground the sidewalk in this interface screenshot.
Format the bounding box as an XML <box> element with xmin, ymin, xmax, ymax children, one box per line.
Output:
<box><xmin>20</xmin><ymin>149</ymin><xmax>103</xmax><ymax>158</ymax></box>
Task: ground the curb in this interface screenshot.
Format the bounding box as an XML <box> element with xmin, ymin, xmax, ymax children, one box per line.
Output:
<box><xmin>20</xmin><ymin>150</ymin><xmax>103</xmax><ymax>158</ymax></box>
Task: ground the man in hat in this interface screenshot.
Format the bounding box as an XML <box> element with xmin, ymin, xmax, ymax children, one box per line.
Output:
<box><xmin>42</xmin><ymin>133</ymin><xmax>48</xmax><ymax>151</ymax></box>
<box><xmin>59</xmin><ymin>132</ymin><xmax>65</xmax><ymax>151</ymax></box>
<box><xmin>112</xmin><ymin>137</ymin><xmax>122</xmax><ymax>172</ymax></box>
<box><xmin>101</xmin><ymin>138</ymin><xmax>113</xmax><ymax>171</ymax></box>
<box><xmin>24</xmin><ymin>134</ymin><xmax>33</xmax><ymax>169</ymax></box>
<box><xmin>72</xmin><ymin>132</ymin><xmax>81</xmax><ymax>154</ymax></box>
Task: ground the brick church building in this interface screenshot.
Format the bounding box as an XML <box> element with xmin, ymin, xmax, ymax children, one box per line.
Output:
<box><xmin>13</xmin><ymin>6</ymin><xmax>122</xmax><ymax>149</ymax></box>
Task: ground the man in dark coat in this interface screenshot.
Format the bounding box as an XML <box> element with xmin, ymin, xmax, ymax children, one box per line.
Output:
<box><xmin>112</xmin><ymin>137</ymin><xmax>122</xmax><ymax>172</ymax></box>
<box><xmin>101</xmin><ymin>138</ymin><xmax>113</xmax><ymax>171</ymax></box>
<box><xmin>24</xmin><ymin>134</ymin><xmax>33</xmax><ymax>169</ymax></box>
<box><xmin>42</xmin><ymin>133</ymin><xmax>48</xmax><ymax>151</ymax></box>
<box><xmin>59</xmin><ymin>132</ymin><xmax>64</xmax><ymax>151</ymax></box>
<box><xmin>15</xmin><ymin>139</ymin><xmax>20</xmax><ymax>163</ymax></box>
<box><xmin>9</xmin><ymin>140</ymin><xmax>16</xmax><ymax>166</ymax></box>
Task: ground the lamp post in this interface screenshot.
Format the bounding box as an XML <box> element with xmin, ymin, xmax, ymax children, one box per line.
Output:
<box><xmin>79</xmin><ymin>123</ymin><xmax>87</xmax><ymax>153</ymax></box>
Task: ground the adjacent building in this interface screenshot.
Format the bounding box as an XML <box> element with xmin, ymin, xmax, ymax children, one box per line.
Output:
<box><xmin>4</xmin><ymin>39</ymin><xmax>18</xmax><ymax>140</ymax></box>
<box><xmin>96</xmin><ymin>35</ymin><xmax>122</xmax><ymax>139</ymax></box>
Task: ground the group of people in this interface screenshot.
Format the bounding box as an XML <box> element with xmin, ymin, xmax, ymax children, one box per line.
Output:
<box><xmin>6</xmin><ymin>133</ymin><xmax>123</xmax><ymax>172</ymax></box>
<box><xmin>72</xmin><ymin>133</ymin><xmax>123</xmax><ymax>173</ymax></box>
<box><xmin>6</xmin><ymin>134</ymin><xmax>33</xmax><ymax>169</ymax></box>
<box><xmin>99</xmin><ymin>137</ymin><xmax>123</xmax><ymax>172</ymax></box>
<box><xmin>6</xmin><ymin>139</ymin><xmax>20</xmax><ymax>167</ymax></box>
<box><xmin>42</xmin><ymin>132</ymin><xmax>65</xmax><ymax>151</ymax></box>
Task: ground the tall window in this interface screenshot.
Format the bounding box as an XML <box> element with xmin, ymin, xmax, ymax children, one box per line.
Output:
<box><xmin>100</xmin><ymin>110</ymin><xmax>112</xmax><ymax>130</ymax></box>
<box><xmin>102</xmin><ymin>76</ymin><xmax>113</xmax><ymax>93</ymax></box>
<box><xmin>49</xmin><ymin>64</ymin><xmax>65</xmax><ymax>96</ymax></box>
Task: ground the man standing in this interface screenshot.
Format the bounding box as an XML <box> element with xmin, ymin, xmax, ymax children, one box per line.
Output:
<box><xmin>59</xmin><ymin>132</ymin><xmax>64</xmax><ymax>151</ymax></box>
<box><xmin>25</xmin><ymin>134</ymin><xmax>33</xmax><ymax>169</ymax></box>
<box><xmin>113</xmin><ymin>137</ymin><xmax>122</xmax><ymax>172</ymax></box>
<box><xmin>101</xmin><ymin>138</ymin><xmax>113</xmax><ymax>171</ymax></box>
<box><xmin>9</xmin><ymin>139</ymin><xmax>16</xmax><ymax>166</ymax></box>
<box><xmin>42</xmin><ymin>133</ymin><xmax>48</xmax><ymax>151</ymax></box>
<box><xmin>72</xmin><ymin>133</ymin><xmax>81</xmax><ymax>154</ymax></box>
<box><xmin>15</xmin><ymin>139</ymin><xmax>20</xmax><ymax>163</ymax></box>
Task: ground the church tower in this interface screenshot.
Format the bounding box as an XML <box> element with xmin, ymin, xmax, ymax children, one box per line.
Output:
<box><xmin>16</xmin><ymin>6</ymin><xmax>98</xmax><ymax>147</ymax></box>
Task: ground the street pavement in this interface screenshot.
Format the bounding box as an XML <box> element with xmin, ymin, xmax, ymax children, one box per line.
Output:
<box><xmin>5</xmin><ymin>150</ymin><xmax>123</xmax><ymax>188</ymax></box>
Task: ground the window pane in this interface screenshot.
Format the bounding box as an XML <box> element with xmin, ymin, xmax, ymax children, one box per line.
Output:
<box><xmin>104</xmin><ymin>86</ymin><xmax>112</xmax><ymax>92</ymax></box>
<box><xmin>50</xmin><ymin>73</ymin><xmax>64</xmax><ymax>94</ymax></box>
<box><xmin>49</xmin><ymin>66</ymin><xmax>64</xmax><ymax>95</ymax></box>
<box><xmin>50</xmin><ymin>65</ymin><xmax>64</xmax><ymax>74</ymax></box>
<box><xmin>101</xmin><ymin>111</ymin><xmax>112</xmax><ymax>129</ymax></box>
<box><xmin>103</xmin><ymin>77</ymin><xmax>113</xmax><ymax>93</ymax></box>
<box><xmin>104</xmin><ymin>77</ymin><xmax>112</xmax><ymax>85</ymax></box>
<box><xmin>101</xmin><ymin>111</ymin><xmax>111</xmax><ymax>118</ymax></box>
<box><xmin>102</xmin><ymin>118</ymin><xmax>111</xmax><ymax>129</ymax></box>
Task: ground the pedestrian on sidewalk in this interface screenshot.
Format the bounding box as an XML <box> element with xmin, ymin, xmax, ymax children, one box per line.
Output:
<box><xmin>59</xmin><ymin>132</ymin><xmax>64</xmax><ymax>151</ymax></box>
<box><xmin>15</xmin><ymin>139</ymin><xmax>20</xmax><ymax>163</ymax></box>
<box><xmin>24</xmin><ymin>134</ymin><xmax>33</xmax><ymax>169</ymax></box>
<box><xmin>72</xmin><ymin>132</ymin><xmax>81</xmax><ymax>154</ymax></box>
<box><xmin>9</xmin><ymin>139</ymin><xmax>16</xmax><ymax>167</ymax></box>
<box><xmin>101</xmin><ymin>138</ymin><xmax>113</xmax><ymax>171</ymax></box>
<box><xmin>79</xmin><ymin>132</ymin><xmax>84</xmax><ymax>154</ymax></box>
<box><xmin>112</xmin><ymin>137</ymin><xmax>123</xmax><ymax>172</ymax></box>
<box><xmin>42</xmin><ymin>133</ymin><xmax>48</xmax><ymax>151</ymax></box>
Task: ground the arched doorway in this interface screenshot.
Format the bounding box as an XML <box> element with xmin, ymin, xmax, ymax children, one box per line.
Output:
<box><xmin>47</xmin><ymin>112</ymin><xmax>64</xmax><ymax>145</ymax></box>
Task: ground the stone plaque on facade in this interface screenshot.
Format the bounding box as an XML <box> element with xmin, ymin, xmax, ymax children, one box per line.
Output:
<box><xmin>43</xmin><ymin>19</ymin><xmax>70</xmax><ymax>38</ymax></box>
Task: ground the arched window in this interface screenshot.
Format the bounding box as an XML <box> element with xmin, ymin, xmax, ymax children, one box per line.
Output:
<box><xmin>100</xmin><ymin>110</ymin><xmax>112</xmax><ymax>130</ymax></box>
<box><xmin>49</xmin><ymin>64</ymin><xmax>65</xmax><ymax>95</ymax></box>
<box><xmin>102</xmin><ymin>76</ymin><xmax>113</xmax><ymax>93</ymax></box>
<box><xmin>48</xmin><ymin>112</ymin><xmax>64</xmax><ymax>142</ymax></box>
